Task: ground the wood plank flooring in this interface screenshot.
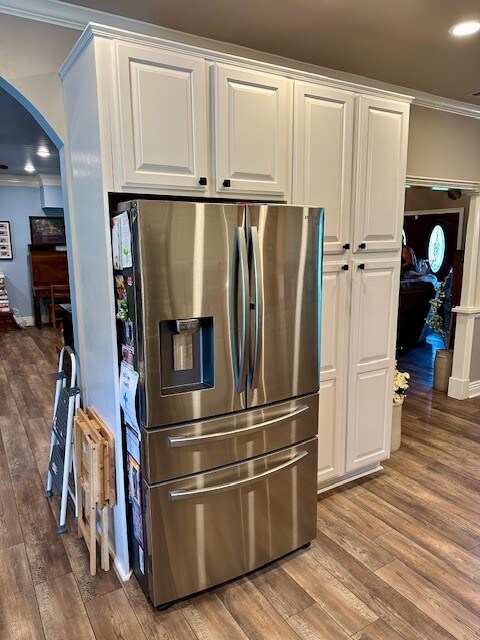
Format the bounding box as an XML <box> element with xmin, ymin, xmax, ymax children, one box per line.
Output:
<box><xmin>0</xmin><ymin>327</ymin><xmax>479</xmax><ymax>639</ymax></box>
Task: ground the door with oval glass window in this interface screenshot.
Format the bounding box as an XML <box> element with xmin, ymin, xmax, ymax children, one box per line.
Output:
<box><xmin>403</xmin><ymin>211</ymin><xmax>461</xmax><ymax>280</ymax></box>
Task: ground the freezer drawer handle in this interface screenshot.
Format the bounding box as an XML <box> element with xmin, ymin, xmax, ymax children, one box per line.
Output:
<box><xmin>168</xmin><ymin>404</ymin><xmax>309</xmax><ymax>447</ymax></box>
<box><xmin>168</xmin><ymin>449</ymin><xmax>308</xmax><ymax>501</ymax></box>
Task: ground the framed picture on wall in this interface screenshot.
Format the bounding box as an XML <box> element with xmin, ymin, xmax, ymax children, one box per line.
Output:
<box><xmin>0</xmin><ymin>221</ymin><xmax>13</xmax><ymax>260</ymax></box>
<box><xmin>29</xmin><ymin>216</ymin><xmax>66</xmax><ymax>246</ymax></box>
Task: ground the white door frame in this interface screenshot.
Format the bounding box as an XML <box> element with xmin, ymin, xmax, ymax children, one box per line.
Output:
<box><xmin>406</xmin><ymin>175</ymin><xmax>480</xmax><ymax>399</ymax></box>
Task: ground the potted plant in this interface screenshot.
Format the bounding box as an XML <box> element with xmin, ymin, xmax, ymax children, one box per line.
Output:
<box><xmin>425</xmin><ymin>278</ymin><xmax>453</xmax><ymax>392</ymax></box>
<box><xmin>392</xmin><ymin>361</ymin><xmax>409</xmax><ymax>452</ymax></box>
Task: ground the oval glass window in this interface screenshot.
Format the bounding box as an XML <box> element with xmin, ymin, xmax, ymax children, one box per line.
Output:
<box><xmin>428</xmin><ymin>225</ymin><xmax>446</xmax><ymax>273</ymax></box>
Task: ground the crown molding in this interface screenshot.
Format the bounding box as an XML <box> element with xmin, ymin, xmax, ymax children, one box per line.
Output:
<box><xmin>2</xmin><ymin>0</ymin><xmax>480</xmax><ymax>118</ymax></box>
<box><xmin>59</xmin><ymin>23</ymin><xmax>413</xmax><ymax>102</ymax></box>
<box><xmin>0</xmin><ymin>173</ymin><xmax>61</xmax><ymax>187</ymax></box>
<box><xmin>0</xmin><ymin>174</ymin><xmax>39</xmax><ymax>187</ymax></box>
<box><xmin>406</xmin><ymin>175</ymin><xmax>480</xmax><ymax>194</ymax></box>
<box><xmin>411</xmin><ymin>93</ymin><xmax>480</xmax><ymax>120</ymax></box>
<box><xmin>38</xmin><ymin>173</ymin><xmax>62</xmax><ymax>187</ymax></box>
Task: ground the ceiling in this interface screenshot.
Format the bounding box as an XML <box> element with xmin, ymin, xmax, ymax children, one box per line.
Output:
<box><xmin>1</xmin><ymin>1</ymin><xmax>478</xmax><ymax>175</ymax></box>
<box><xmin>65</xmin><ymin>0</ymin><xmax>480</xmax><ymax>104</ymax></box>
<box><xmin>0</xmin><ymin>86</ymin><xmax>60</xmax><ymax>177</ymax></box>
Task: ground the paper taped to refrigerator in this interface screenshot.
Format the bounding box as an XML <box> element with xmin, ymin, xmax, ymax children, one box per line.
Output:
<box><xmin>119</xmin><ymin>361</ymin><xmax>139</xmax><ymax>432</ymax></box>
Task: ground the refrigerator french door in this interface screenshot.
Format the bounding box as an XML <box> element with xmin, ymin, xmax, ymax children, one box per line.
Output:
<box><xmin>113</xmin><ymin>199</ymin><xmax>323</xmax><ymax>607</ymax></box>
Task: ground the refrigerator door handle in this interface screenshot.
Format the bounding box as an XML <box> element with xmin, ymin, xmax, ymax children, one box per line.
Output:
<box><xmin>168</xmin><ymin>404</ymin><xmax>309</xmax><ymax>447</ymax></box>
<box><xmin>230</xmin><ymin>227</ymin><xmax>249</xmax><ymax>393</ymax></box>
<box><xmin>168</xmin><ymin>449</ymin><xmax>308</xmax><ymax>501</ymax></box>
<box><xmin>249</xmin><ymin>226</ymin><xmax>263</xmax><ymax>390</ymax></box>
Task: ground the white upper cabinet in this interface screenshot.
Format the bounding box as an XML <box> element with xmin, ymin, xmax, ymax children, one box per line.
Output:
<box><xmin>346</xmin><ymin>257</ymin><xmax>400</xmax><ymax>471</ymax></box>
<box><xmin>114</xmin><ymin>43</ymin><xmax>208</xmax><ymax>191</ymax></box>
<box><xmin>293</xmin><ymin>82</ymin><xmax>354</xmax><ymax>254</ymax></box>
<box><xmin>214</xmin><ymin>64</ymin><xmax>292</xmax><ymax>197</ymax></box>
<box><xmin>353</xmin><ymin>96</ymin><xmax>409</xmax><ymax>253</ymax></box>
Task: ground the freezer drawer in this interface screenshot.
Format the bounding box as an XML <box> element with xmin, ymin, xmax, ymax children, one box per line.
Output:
<box><xmin>142</xmin><ymin>392</ymin><xmax>318</xmax><ymax>483</ymax></box>
<box><xmin>144</xmin><ymin>437</ymin><xmax>317</xmax><ymax>607</ymax></box>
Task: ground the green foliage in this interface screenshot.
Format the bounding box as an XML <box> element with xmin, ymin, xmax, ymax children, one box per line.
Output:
<box><xmin>425</xmin><ymin>281</ymin><xmax>448</xmax><ymax>347</ymax></box>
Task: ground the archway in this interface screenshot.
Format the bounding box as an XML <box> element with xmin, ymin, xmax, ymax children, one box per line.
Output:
<box><xmin>0</xmin><ymin>76</ymin><xmax>79</xmax><ymax>353</ymax></box>
<box><xmin>0</xmin><ymin>77</ymin><xmax>63</xmax><ymax>149</ymax></box>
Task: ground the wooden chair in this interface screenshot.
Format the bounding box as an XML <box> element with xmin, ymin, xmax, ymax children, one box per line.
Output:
<box><xmin>50</xmin><ymin>284</ymin><xmax>70</xmax><ymax>329</ymax></box>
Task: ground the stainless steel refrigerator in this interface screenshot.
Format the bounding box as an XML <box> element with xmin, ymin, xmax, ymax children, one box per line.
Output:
<box><xmin>112</xmin><ymin>199</ymin><xmax>323</xmax><ymax>608</ymax></box>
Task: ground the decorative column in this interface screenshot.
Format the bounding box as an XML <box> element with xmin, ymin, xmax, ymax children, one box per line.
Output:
<box><xmin>448</xmin><ymin>193</ymin><xmax>480</xmax><ymax>399</ymax></box>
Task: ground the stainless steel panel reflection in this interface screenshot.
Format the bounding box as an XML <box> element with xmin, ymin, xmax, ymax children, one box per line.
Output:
<box><xmin>145</xmin><ymin>438</ymin><xmax>317</xmax><ymax>607</ymax></box>
<box><xmin>142</xmin><ymin>392</ymin><xmax>318</xmax><ymax>483</ymax></box>
<box><xmin>134</xmin><ymin>201</ymin><xmax>246</xmax><ymax>426</ymax></box>
<box><xmin>247</xmin><ymin>205</ymin><xmax>322</xmax><ymax>407</ymax></box>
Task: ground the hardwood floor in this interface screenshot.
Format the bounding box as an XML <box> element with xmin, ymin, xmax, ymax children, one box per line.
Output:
<box><xmin>0</xmin><ymin>327</ymin><xmax>479</xmax><ymax>639</ymax></box>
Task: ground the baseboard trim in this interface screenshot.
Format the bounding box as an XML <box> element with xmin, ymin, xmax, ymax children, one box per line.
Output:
<box><xmin>469</xmin><ymin>380</ymin><xmax>480</xmax><ymax>398</ymax></box>
<box><xmin>317</xmin><ymin>464</ymin><xmax>383</xmax><ymax>494</ymax></box>
<box><xmin>110</xmin><ymin>543</ymin><xmax>132</xmax><ymax>582</ymax></box>
<box><xmin>448</xmin><ymin>376</ymin><xmax>471</xmax><ymax>400</ymax></box>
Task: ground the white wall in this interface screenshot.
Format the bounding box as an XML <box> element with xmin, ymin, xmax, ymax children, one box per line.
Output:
<box><xmin>407</xmin><ymin>105</ymin><xmax>480</xmax><ymax>182</ymax></box>
<box><xmin>0</xmin><ymin>14</ymin><xmax>79</xmax><ymax>142</ymax></box>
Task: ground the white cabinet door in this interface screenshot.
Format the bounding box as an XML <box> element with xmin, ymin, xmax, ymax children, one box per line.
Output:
<box><xmin>293</xmin><ymin>82</ymin><xmax>354</xmax><ymax>254</ymax></box>
<box><xmin>318</xmin><ymin>258</ymin><xmax>349</xmax><ymax>484</ymax></box>
<box><xmin>214</xmin><ymin>64</ymin><xmax>291</xmax><ymax>196</ymax></box>
<box><xmin>346</xmin><ymin>256</ymin><xmax>400</xmax><ymax>471</ymax></box>
<box><xmin>353</xmin><ymin>96</ymin><xmax>409</xmax><ymax>253</ymax></box>
<box><xmin>115</xmin><ymin>42</ymin><xmax>208</xmax><ymax>191</ymax></box>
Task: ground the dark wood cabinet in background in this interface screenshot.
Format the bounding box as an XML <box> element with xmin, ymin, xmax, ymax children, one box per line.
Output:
<box><xmin>29</xmin><ymin>246</ymin><xmax>69</xmax><ymax>328</ymax></box>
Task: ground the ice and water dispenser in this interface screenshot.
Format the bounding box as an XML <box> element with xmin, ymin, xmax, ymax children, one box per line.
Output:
<box><xmin>159</xmin><ymin>317</ymin><xmax>214</xmax><ymax>394</ymax></box>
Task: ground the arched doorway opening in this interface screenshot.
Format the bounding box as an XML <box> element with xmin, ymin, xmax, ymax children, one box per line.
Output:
<box><xmin>0</xmin><ymin>76</ymin><xmax>78</xmax><ymax>348</ymax></box>
<box><xmin>397</xmin><ymin>176</ymin><xmax>480</xmax><ymax>400</ymax></box>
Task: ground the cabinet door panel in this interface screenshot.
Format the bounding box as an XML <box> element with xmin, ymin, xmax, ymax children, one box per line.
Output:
<box><xmin>349</xmin><ymin>368</ymin><xmax>391</xmax><ymax>467</ymax></box>
<box><xmin>354</xmin><ymin>96</ymin><xmax>409</xmax><ymax>252</ymax></box>
<box><xmin>346</xmin><ymin>257</ymin><xmax>400</xmax><ymax>471</ymax></box>
<box><xmin>214</xmin><ymin>64</ymin><xmax>291</xmax><ymax>196</ymax></box>
<box><xmin>293</xmin><ymin>82</ymin><xmax>354</xmax><ymax>253</ymax></box>
<box><xmin>357</xmin><ymin>268</ymin><xmax>394</xmax><ymax>366</ymax></box>
<box><xmin>318</xmin><ymin>380</ymin><xmax>343</xmax><ymax>482</ymax></box>
<box><xmin>318</xmin><ymin>259</ymin><xmax>348</xmax><ymax>483</ymax></box>
<box><xmin>115</xmin><ymin>43</ymin><xmax>208</xmax><ymax>190</ymax></box>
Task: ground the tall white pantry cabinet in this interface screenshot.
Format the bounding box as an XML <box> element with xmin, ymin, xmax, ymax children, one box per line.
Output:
<box><xmin>60</xmin><ymin>25</ymin><xmax>411</xmax><ymax>498</ymax></box>
<box><xmin>293</xmin><ymin>84</ymin><xmax>409</xmax><ymax>486</ymax></box>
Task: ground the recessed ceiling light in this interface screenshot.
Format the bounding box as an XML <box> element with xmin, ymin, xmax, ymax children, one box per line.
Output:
<box><xmin>37</xmin><ymin>147</ymin><xmax>50</xmax><ymax>157</ymax></box>
<box><xmin>449</xmin><ymin>21</ymin><xmax>480</xmax><ymax>36</ymax></box>
<box><xmin>24</xmin><ymin>163</ymin><xmax>35</xmax><ymax>173</ymax></box>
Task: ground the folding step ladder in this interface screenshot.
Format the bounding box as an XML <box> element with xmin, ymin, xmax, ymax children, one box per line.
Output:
<box><xmin>45</xmin><ymin>346</ymin><xmax>80</xmax><ymax>533</ymax></box>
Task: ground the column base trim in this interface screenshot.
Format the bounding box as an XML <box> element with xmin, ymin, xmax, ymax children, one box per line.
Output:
<box><xmin>448</xmin><ymin>376</ymin><xmax>471</xmax><ymax>400</ymax></box>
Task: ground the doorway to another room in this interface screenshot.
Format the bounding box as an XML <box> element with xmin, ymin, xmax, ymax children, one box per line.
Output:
<box><xmin>0</xmin><ymin>83</ymin><xmax>74</xmax><ymax>350</ymax></box>
<box><xmin>397</xmin><ymin>185</ymin><xmax>470</xmax><ymax>391</ymax></box>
